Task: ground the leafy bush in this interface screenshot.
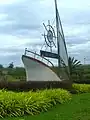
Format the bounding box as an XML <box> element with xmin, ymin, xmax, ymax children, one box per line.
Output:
<box><xmin>72</xmin><ymin>84</ymin><xmax>90</xmax><ymax>93</ymax></box>
<box><xmin>0</xmin><ymin>89</ymin><xmax>71</xmax><ymax>118</ymax></box>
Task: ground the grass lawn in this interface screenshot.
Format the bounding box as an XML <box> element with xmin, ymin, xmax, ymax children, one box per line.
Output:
<box><xmin>1</xmin><ymin>93</ymin><xmax>90</xmax><ymax>120</ymax></box>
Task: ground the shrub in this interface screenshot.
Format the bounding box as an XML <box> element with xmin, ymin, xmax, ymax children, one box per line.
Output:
<box><xmin>72</xmin><ymin>84</ymin><xmax>90</xmax><ymax>93</ymax></box>
<box><xmin>0</xmin><ymin>89</ymin><xmax>71</xmax><ymax>118</ymax></box>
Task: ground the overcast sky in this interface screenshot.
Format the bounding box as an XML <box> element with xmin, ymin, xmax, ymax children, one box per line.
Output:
<box><xmin>0</xmin><ymin>0</ymin><xmax>90</xmax><ymax>66</ymax></box>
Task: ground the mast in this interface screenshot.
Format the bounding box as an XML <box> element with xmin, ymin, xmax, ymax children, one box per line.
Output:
<box><xmin>54</xmin><ymin>0</ymin><xmax>70</xmax><ymax>80</ymax></box>
<box><xmin>54</xmin><ymin>0</ymin><xmax>61</xmax><ymax>68</ymax></box>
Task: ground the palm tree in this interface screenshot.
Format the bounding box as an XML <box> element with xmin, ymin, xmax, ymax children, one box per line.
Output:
<box><xmin>68</xmin><ymin>57</ymin><xmax>82</xmax><ymax>78</ymax></box>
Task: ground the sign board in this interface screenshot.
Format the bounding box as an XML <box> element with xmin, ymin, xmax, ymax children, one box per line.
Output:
<box><xmin>40</xmin><ymin>50</ymin><xmax>59</xmax><ymax>59</ymax></box>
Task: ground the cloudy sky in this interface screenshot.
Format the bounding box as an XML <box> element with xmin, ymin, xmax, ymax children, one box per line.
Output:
<box><xmin>0</xmin><ymin>0</ymin><xmax>90</xmax><ymax>66</ymax></box>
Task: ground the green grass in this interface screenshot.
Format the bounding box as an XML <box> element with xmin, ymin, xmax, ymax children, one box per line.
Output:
<box><xmin>1</xmin><ymin>93</ymin><xmax>90</xmax><ymax>120</ymax></box>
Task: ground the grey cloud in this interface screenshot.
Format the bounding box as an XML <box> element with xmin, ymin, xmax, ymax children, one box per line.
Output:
<box><xmin>0</xmin><ymin>47</ymin><xmax>24</xmax><ymax>53</ymax></box>
<box><xmin>0</xmin><ymin>0</ymin><xmax>42</xmax><ymax>37</ymax></box>
<box><xmin>68</xmin><ymin>52</ymin><xmax>90</xmax><ymax>64</ymax></box>
<box><xmin>0</xmin><ymin>43</ymin><xmax>42</xmax><ymax>58</ymax></box>
<box><xmin>0</xmin><ymin>53</ymin><xmax>23</xmax><ymax>67</ymax></box>
<box><xmin>66</xmin><ymin>36</ymin><xmax>90</xmax><ymax>45</ymax></box>
<box><xmin>0</xmin><ymin>0</ymin><xmax>90</xmax><ymax>39</ymax></box>
<box><xmin>60</xmin><ymin>8</ymin><xmax>90</xmax><ymax>25</ymax></box>
<box><xmin>25</xmin><ymin>42</ymin><xmax>44</xmax><ymax>47</ymax></box>
<box><xmin>0</xmin><ymin>23</ymin><xmax>41</xmax><ymax>38</ymax></box>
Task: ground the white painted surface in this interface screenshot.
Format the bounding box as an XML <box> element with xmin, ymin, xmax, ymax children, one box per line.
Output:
<box><xmin>22</xmin><ymin>55</ymin><xmax>61</xmax><ymax>81</ymax></box>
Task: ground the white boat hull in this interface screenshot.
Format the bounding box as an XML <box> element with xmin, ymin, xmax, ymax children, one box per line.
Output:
<box><xmin>22</xmin><ymin>55</ymin><xmax>61</xmax><ymax>81</ymax></box>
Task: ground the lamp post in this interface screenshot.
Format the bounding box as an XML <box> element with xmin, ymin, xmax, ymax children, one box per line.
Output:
<box><xmin>84</xmin><ymin>57</ymin><xmax>86</xmax><ymax>65</ymax></box>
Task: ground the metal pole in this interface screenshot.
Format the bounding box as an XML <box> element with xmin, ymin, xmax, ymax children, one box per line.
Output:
<box><xmin>54</xmin><ymin>0</ymin><xmax>60</xmax><ymax>68</ymax></box>
<box><xmin>54</xmin><ymin>0</ymin><xmax>61</xmax><ymax>79</ymax></box>
<box><xmin>25</xmin><ymin>48</ymin><xmax>27</xmax><ymax>55</ymax></box>
<box><xmin>84</xmin><ymin>57</ymin><xmax>86</xmax><ymax>65</ymax></box>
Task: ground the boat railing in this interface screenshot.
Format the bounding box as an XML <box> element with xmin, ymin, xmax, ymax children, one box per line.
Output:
<box><xmin>24</xmin><ymin>48</ymin><xmax>54</xmax><ymax>67</ymax></box>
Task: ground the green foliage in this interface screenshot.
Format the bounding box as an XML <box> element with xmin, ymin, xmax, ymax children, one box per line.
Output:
<box><xmin>52</xmin><ymin>57</ymin><xmax>82</xmax><ymax>81</ymax></box>
<box><xmin>84</xmin><ymin>74</ymin><xmax>90</xmax><ymax>80</ymax></box>
<box><xmin>6</xmin><ymin>75</ymin><xmax>18</xmax><ymax>82</ymax></box>
<box><xmin>70</xmin><ymin>65</ymin><xmax>90</xmax><ymax>82</ymax></box>
<box><xmin>8</xmin><ymin>62</ymin><xmax>14</xmax><ymax>68</ymax></box>
<box><xmin>0</xmin><ymin>89</ymin><xmax>71</xmax><ymax>118</ymax></box>
<box><xmin>68</xmin><ymin>57</ymin><xmax>82</xmax><ymax>80</ymax></box>
<box><xmin>72</xmin><ymin>84</ymin><xmax>90</xmax><ymax>93</ymax></box>
<box><xmin>8</xmin><ymin>67</ymin><xmax>25</xmax><ymax>77</ymax></box>
<box><xmin>0</xmin><ymin>64</ymin><xmax>3</xmax><ymax>69</ymax></box>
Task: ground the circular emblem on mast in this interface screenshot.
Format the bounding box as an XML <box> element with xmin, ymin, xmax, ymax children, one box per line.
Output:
<box><xmin>42</xmin><ymin>20</ymin><xmax>56</xmax><ymax>52</ymax></box>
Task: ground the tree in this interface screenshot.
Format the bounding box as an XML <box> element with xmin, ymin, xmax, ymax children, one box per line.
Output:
<box><xmin>0</xmin><ymin>64</ymin><xmax>3</xmax><ymax>69</ymax></box>
<box><xmin>8</xmin><ymin>62</ymin><xmax>14</xmax><ymax>68</ymax></box>
<box><xmin>68</xmin><ymin>57</ymin><xmax>82</xmax><ymax>80</ymax></box>
<box><xmin>0</xmin><ymin>64</ymin><xmax>4</xmax><ymax>77</ymax></box>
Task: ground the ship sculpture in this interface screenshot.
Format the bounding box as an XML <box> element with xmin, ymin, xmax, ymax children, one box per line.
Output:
<box><xmin>22</xmin><ymin>0</ymin><xmax>70</xmax><ymax>82</ymax></box>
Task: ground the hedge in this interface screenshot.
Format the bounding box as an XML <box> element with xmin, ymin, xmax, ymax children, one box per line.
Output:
<box><xmin>72</xmin><ymin>84</ymin><xmax>90</xmax><ymax>93</ymax></box>
<box><xmin>0</xmin><ymin>89</ymin><xmax>71</xmax><ymax>118</ymax></box>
